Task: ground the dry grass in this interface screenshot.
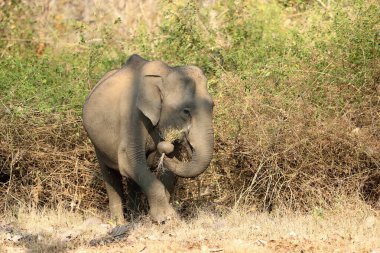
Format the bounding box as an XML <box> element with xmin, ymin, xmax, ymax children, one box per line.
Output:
<box><xmin>1</xmin><ymin>202</ymin><xmax>379</xmax><ymax>253</ymax></box>
<box><xmin>0</xmin><ymin>111</ymin><xmax>107</xmax><ymax>211</ymax></box>
<box><xmin>160</xmin><ymin>128</ymin><xmax>186</xmax><ymax>143</ymax></box>
<box><xmin>0</xmin><ymin>0</ymin><xmax>160</xmax><ymax>49</ymax></box>
<box><xmin>204</xmin><ymin>71</ymin><xmax>380</xmax><ymax>210</ymax></box>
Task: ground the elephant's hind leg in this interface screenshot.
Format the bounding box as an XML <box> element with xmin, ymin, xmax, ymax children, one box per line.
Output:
<box><xmin>97</xmin><ymin>153</ymin><xmax>125</xmax><ymax>224</ymax></box>
<box><xmin>126</xmin><ymin>178</ymin><xmax>147</xmax><ymax>217</ymax></box>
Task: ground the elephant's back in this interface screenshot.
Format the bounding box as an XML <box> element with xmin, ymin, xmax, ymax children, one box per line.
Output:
<box><xmin>84</xmin><ymin>69</ymin><xmax>119</xmax><ymax>104</ymax></box>
<box><xmin>82</xmin><ymin>68</ymin><xmax>135</xmax><ymax>164</ymax></box>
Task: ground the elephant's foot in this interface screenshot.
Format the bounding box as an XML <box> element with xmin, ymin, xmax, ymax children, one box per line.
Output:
<box><xmin>149</xmin><ymin>202</ymin><xmax>178</xmax><ymax>223</ymax></box>
<box><xmin>108</xmin><ymin>197</ymin><xmax>126</xmax><ymax>225</ymax></box>
<box><xmin>110</xmin><ymin>213</ymin><xmax>126</xmax><ymax>225</ymax></box>
<box><xmin>147</xmin><ymin>189</ymin><xmax>178</xmax><ymax>223</ymax></box>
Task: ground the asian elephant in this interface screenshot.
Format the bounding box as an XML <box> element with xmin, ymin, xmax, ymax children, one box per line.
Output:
<box><xmin>82</xmin><ymin>54</ymin><xmax>214</xmax><ymax>223</ymax></box>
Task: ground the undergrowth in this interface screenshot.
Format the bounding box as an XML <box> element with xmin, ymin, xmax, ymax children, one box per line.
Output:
<box><xmin>0</xmin><ymin>0</ymin><xmax>379</xmax><ymax>213</ymax></box>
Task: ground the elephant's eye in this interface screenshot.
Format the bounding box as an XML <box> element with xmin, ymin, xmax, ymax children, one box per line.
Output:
<box><xmin>183</xmin><ymin>108</ymin><xmax>191</xmax><ymax>116</ymax></box>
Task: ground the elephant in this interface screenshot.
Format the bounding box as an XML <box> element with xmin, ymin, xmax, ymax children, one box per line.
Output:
<box><xmin>82</xmin><ymin>54</ymin><xmax>214</xmax><ymax>223</ymax></box>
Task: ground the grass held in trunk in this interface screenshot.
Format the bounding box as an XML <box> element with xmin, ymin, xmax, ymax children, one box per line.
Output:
<box><xmin>160</xmin><ymin>128</ymin><xmax>186</xmax><ymax>143</ymax></box>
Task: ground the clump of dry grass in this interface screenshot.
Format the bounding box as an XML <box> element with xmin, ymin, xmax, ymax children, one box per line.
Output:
<box><xmin>160</xmin><ymin>128</ymin><xmax>185</xmax><ymax>143</ymax></box>
<box><xmin>0</xmin><ymin>111</ymin><xmax>106</xmax><ymax>211</ymax></box>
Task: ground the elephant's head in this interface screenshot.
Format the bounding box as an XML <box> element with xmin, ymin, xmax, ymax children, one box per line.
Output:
<box><xmin>133</xmin><ymin>55</ymin><xmax>214</xmax><ymax>178</ymax></box>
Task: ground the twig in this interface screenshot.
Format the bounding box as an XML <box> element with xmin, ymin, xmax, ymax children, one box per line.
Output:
<box><xmin>156</xmin><ymin>153</ymin><xmax>166</xmax><ymax>173</ymax></box>
<box><xmin>316</xmin><ymin>0</ymin><xmax>327</xmax><ymax>9</ymax></box>
<box><xmin>0</xmin><ymin>99</ymin><xmax>11</xmax><ymax>115</ymax></box>
<box><xmin>209</xmin><ymin>249</ymin><xmax>224</xmax><ymax>252</ymax></box>
<box><xmin>234</xmin><ymin>160</ymin><xmax>265</xmax><ymax>208</ymax></box>
<box><xmin>0</xmin><ymin>38</ymin><xmax>51</xmax><ymax>43</ymax></box>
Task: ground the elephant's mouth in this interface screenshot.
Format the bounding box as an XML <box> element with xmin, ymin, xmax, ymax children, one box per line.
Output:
<box><xmin>147</xmin><ymin>128</ymin><xmax>192</xmax><ymax>170</ymax></box>
<box><xmin>161</xmin><ymin>128</ymin><xmax>193</xmax><ymax>162</ymax></box>
<box><xmin>151</xmin><ymin>114</ymin><xmax>214</xmax><ymax>178</ymax></box>
<box><xmin>170</xmin><ymin>136</ymin><xmax>192</xmax><ymax>162</ymax></box>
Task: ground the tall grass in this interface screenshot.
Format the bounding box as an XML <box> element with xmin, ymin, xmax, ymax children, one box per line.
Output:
<box><xmin>0</xmin><ymin>0</ymin><xmax>379</xmax><ymax>212</ymax></box>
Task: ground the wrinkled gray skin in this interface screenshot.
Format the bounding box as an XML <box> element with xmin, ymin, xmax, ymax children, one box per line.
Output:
<box><xmin>82</xmin><ymin>54</ymin><xmax>214</xmax><ymax>223</ymax></box>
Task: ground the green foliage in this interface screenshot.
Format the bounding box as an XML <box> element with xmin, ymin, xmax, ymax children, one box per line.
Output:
<box><xmin>300</xmin><ymin>1</ymin><xmax>380</xmax><ymax>111</ymax></box>
<box><xmin>1</xmin><ymin>0</ymin><xmax>378</xmax><ymax>117</ymax></box>
<box><xmin>0</xmin><ymin>53</ymin><xmax>85</xmax><ymax>114</ymax></box>
<box><xmin>156</xmin><ymin>1</ymin><xmax>217</xmax><ymax>72</ymax></box>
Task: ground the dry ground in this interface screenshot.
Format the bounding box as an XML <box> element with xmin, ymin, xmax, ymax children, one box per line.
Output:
<box><xmin>1</xmin><ymin>202</ymin><xmax>379</xmax><ymax>253</ymax></box>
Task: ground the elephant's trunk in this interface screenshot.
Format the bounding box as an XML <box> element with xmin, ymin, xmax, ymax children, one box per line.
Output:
<box><xmin>163</xmin><ymin>107</ymin><xmax>214</xmax><ymax>178</ymax></box>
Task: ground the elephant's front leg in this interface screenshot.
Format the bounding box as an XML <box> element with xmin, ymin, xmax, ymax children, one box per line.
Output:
<box><xmin>118</xmin><ymin>146</ymin><xmax>177</xmax><ymax>223</ymax></box>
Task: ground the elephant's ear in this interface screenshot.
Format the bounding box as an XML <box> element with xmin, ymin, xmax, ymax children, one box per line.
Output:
<box><xmin>137</xmin><ymin>75</ymin><xmax>163</xmax><ymax>126</ymax></box>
